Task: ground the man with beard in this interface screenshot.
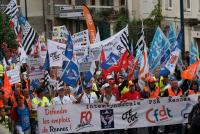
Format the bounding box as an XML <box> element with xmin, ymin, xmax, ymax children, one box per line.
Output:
<box><xmin>162</xmin><ymin>76</ymin><xmax>183</xmax><ymax>134</ymax></box>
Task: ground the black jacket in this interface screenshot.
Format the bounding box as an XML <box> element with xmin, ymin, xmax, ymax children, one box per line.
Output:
<box><xmin>188</xmin><ymin>103</ymin><xmax>200</xmax><ymax>124</ymax></box>
<box><xmin>189</xmin><ymin>114</ymin><xmax>200</xmax><ymax>134</ymax></box>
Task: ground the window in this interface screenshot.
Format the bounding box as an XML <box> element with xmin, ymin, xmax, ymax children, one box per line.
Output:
<box><xmin>75</xmin><ymin>0</ymin><xmax>86</xmax><ymax>5</ymax></box>
<box><xmin>100</xmin><ymin>0</ymin><xmax>113</xmax><ymax>6</ymax></box>
<box><xmin>120</xmin><ymin>0</ymin><xmax>125</xmax><ymax>6</ymax></box>
<box><xmin>90</xmin><ymin>0</ymin><xmax>95</xmax><ymax>5</ymax></box>
<box><xmin>17</xmin><ymin>0</ymin><xmax>20</xmax><ymax>5</ymax></box>
<box><xmin>185</xmin><ymin>0</ymin><xmax>191</xmax><ymax>11</ymax></box>
<box><xmin>165</xmin><ymin>0</ymin><xmax>172</xmax><ymax>10</ymax></box>
<box><xmin>68</xmin><ymin>0</ymin><xmax>71</xmax><ymax>5</ymax></box>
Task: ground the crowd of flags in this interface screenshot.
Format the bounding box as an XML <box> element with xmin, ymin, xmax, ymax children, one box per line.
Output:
<box><xmin>2</xmin><ymin>0</ymin><xmax>200</xmax><ymax>91</ymax></box>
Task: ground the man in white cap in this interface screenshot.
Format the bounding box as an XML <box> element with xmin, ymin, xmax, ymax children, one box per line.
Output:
<box><xmin>99</xmin><ymin>83</ymin><xmax>116</xmax><ymax>104</ymax></box>
<box><xmin>77</xmin><ymin>83</ymin><xmax>98</xmax><ymax>104</ymax></box>
<box><xmin>52</xmin><ymin>86</ymin><xmax>76</xmax><ymax>105</ymax></box>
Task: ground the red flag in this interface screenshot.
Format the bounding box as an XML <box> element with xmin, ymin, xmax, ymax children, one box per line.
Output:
<box><xmin>100</xmin><ymin>48</ymin><xmax>109</xmax><ymax>78</ymax></box>
<box><xmin>100</xmin><ymin>48</ymin><xmax>105</xmax><ymax>64</ymax></box>
<box><xmin>128</xmin><ymin>60</ymin><xmax>139</xmax><ymax>80</ymax></box>
<box><xmin>9</xmin><ymin>20</ymin><xmax>14</xmax><ymax>29</ymax></box>
<box><xmin>120</xmin><ymin>50</ymin><xmax>130</xmax><ymax>69</ymax></box>
<box><xmin>16</xmin><ymin>32</ymin><xmax>22</xmax><ymax>47</ymax></box>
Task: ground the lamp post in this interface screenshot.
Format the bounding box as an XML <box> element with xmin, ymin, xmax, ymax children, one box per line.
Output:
<box><xmin>25</xmin><ymin>0</ymin><xmax>28</xmax><ymax>20</ymax></box>
<box><xmin>180</xmin><ymin>0</ymin><xmax>185</xmax><ymax>57</ymax></box>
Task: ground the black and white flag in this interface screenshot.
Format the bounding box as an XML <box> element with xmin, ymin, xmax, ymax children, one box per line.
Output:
<box><xmin>19</xmin><ymin>16</ymin><xmax>37</xmax><ymax>54</ymax></box>
<box><xmin>44</xmin><ymin>71</ymin><xmax>50</xmax><ymax>90</ymax></box>
<box><xmin>4</xmin><ymin>0</ymin><xmax>18</xmax><ymax>19</ymax></box>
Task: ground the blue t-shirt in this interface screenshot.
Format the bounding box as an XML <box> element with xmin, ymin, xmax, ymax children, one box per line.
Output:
<box><xmin>16</xmin><ymin>106</ymin><xmax>31</xmax><ymax>131</ymax></box>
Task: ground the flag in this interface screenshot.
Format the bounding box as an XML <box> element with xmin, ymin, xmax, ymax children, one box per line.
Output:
<box><xmin>65</xmin><ymin>35</ymin><xmax>73</xmax><ymax>60</ymax></box>
<box><xmin>100</xmin><ymin>48</ymin><xmax>106</xmax><ymax>65</ymax></box>
<box><xmin>100</xmin><ymin>48</ymin><xmax>109</xmax><ymax>78</ymax></box>
<box><xmin>18</xmin><ymin>47</ymin><xmax>27</xmax><ymax>64</ymax></box>
<box><xmin>128</xmin><ymin>60</ymin><xmax>138</xmax><ymax>80</ymax></box>
<box><xmin>190</xmin><ymin>41</ymin><xmax>199</xmax><ymax>65</ymax></box>
<box><xmin>16</xmin><ymin>31</ymin><xmax>22</xmax><ymax>47</ymax></box>
<box><xmin>32</xmin><ymin>39</ymin><xmax>41</xmax><ymax>57</ymax></box>
<box><xmin>4</xmin><ymin>0</ymin><xmax>18</xmax><ymax>19</ymax></box>
<box><xmin>120</xmin><ymin>30</ymin><xmax>129</xmax><ymax>49</ymax></box>
<box><xmin>148</xmin><ymin>27</ymin><xmax>171</xmax><ymax>73</ymax></box>
<box><xmin>44</xmin><ymin>70</ymin><xmax>50</xmax><ymax>90</ymax></box>
<box><xmin>30</xmin><ymin>79</ymin><xmax>40</xmax><ymax>89</ymax></box>
<box><xmin>165</xmin><ymin>30</ymin><xmax>184</xmax><ymax>74</ymax></box>
<box><xmin>43</xmin><ymin>51</ymin><xmax>50</xmax><ymax>70</ymax></box>
<box><xmin>167</xmin><ymin>22</ymin><xmax>177</xmax><ymax>46</ymax></box>
<box><xmin>165</xmin><ymin>48</ymin><xmax>180</xmax><ymax>74</ymax></box>
<box><xmin>57</xmin><ymin>80</ymin><xmax>64</xmax><ymax>90</ymax></box>
<box><xmin>119</xmin><ymin>50</ymin><xmax>130</xmax><ymax>69</ymax></box>
<box><xmin>181</xmin><ymin>61</ymin><xmax>199</xmax><ymax>80</ymax></box>
<box><xmin>61</xmin><ymin>60</ymin><xmax>80</xmax><ymax>87</ymax></box>
<box><xmin>101</xmin><ymin>52</ymin><xmax>120</xmax><ymax>70</ymax></box>
<box><xmin>94</xmin><ymin>27</ymin><xmax>100</xmax><ymax>43</ymax></box>
<box><xmin>19</xmin><ymin>16</ymin><xmax>37</xmax><ymax>54</ymax></box>
<box><xmin>83</xmin><ymin>59</ymin><xmax>96</xmax><ymax>86</ymax></box>
<box><xmin>136</xmin><ymin>32</ymin><xmax>151</xmax><ymax>90</ymax></box>
<box><xmin>82</xmin><ymin>4</ymin><xmax>96</xmax><ymax>44</ymax></box>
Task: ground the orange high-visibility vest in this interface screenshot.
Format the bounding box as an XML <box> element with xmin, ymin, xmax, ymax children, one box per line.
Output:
<box><xmin>144</xmin><ymin>86</ymin><xmax>160</xmax><ymax>98</ymax></box>
<box><xmin>149</xmin><ymin>87</ymin><xmax>160</xmax><ymax>98</ymax></box>
<box><xmin>168</xmin><ymin>87</ymin><xmax>183</xmax><ymax>96</ymax></box>
<box><xmin>188</xmin><ymin>89</ymin><xmax>200</xmax><ymax>95</ymax></box>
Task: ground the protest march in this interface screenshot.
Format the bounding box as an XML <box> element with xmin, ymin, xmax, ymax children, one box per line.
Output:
<box><xmin>0</xmin><ymin>0</ymin><xmax>200</xmax><ymax>134</ymax></box>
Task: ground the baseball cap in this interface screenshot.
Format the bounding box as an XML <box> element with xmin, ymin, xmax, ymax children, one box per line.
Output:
<box><xmin>86</xmin><ymin>83</ymin><xmax>92</xmax><ymax>89</ymax></box>
<box><xmin>102</xmin><ymin>83</ymin><xmax>111</xmax><ymax>90</ymax></box>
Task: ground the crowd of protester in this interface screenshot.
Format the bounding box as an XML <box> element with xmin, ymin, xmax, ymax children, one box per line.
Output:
<box><xmin>0</xmin><ymin>55</ymin><xmax>199</xmax><ymax>134</ymax></box>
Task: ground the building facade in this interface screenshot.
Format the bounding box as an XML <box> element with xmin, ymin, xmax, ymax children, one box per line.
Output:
<box><xmin>127</xmin><ymin>0</ymin><xmax>200</xmax><ymax>51</ymax></box>
<box><xmin>5</xmin><ymin>0</ymin><xmax>200</xmax><ymax>51</ymax></box>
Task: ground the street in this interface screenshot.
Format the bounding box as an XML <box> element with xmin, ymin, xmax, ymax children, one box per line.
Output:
<box><xmin>0</xmin><ymin>125</ymin><xmax>9</xmax><ymax>134</ymax></box>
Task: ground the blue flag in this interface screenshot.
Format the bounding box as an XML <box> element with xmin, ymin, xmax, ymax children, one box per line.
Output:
<box><xmin>164</xmin><ymin>30</ymin><xmax>184</xmax><ymax>74</ymax></box>
<box><xmin>83</xmin><ymin>71</ymin><xmax>93</xmax><ymax>86</ymax></box>
<box><xmin>65</xmin><ymin>35</ymin><xmax>73</xmax><ymax>60</ymax></box>
<box><xmin>101</xmin><ymin>52</ymin><xmax>120</xmax><ymax>69</ymax></box>
<box><xmin>43</xmin><ymin>51</ymin><xmax>50</xmax><ymax>70</ymax></box>
<box><xmin>61</xmin><ymin>60</ymin><xmax>80</xmax><ymax>87</ymax></box>
<box><xmin>190</xmin><ymin>41</ymin><xmax>199</xmax><ymax>65</ymax></box>
<box><xmin>168</xmin><ymin>22</ymin><xmax>177</xmax><ymax>46</ymax></box>
<box><xmin>148</xmin><ymin>27</ymin><xmax>171</xmax><ymax>73</ymax></box>
<box><xmin>160</xmin><ymin>22</ymin><xmax>177</xmax><ymax>65</ymax></box>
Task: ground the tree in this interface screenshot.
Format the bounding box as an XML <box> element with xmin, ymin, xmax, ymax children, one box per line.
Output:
<box><xmin>0</xmin><ymin>11</ymin><xmax>17</xmax><ymax>59</ymax></box>
<box><xmin>0</xmin><ymin>12</ymin><xmax>17</xmax><ymax>49</ymax></box>
<box><xmin>114</xmin><ymin>0</ymin><xmax>163</xmax><ymax>51</ymax></box>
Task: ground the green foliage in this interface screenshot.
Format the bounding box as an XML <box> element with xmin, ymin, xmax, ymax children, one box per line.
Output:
<box><xmin>149</xmin><ymin>0</ymin><xmax>163</xmax><ymax>26</ymax></box>
<box><xmin>0</xmin><ymin>12</ymin><xmax>17</xmax><ymax>49</ymax></box>
<box><xmin>114</xmin><ymin>0</ymin><xmax>162</xmax><ymax>47</ymax></box>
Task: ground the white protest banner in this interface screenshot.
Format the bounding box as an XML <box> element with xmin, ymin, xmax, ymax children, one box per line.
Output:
<box><xmin>72</xmin><ymin>29</ymin><xmax>90</xmax><ymax>49</ymax></box>
<box><xmin>38</xmin><ymin>95</ymin><xmax>198</xmax><ymax>134</ymax></box>
<box><xmin>77</xmin><ymin>54</ymin><xmax>94</xmax><ymax>72</ymax></box>
<box><xmin>47</xmin><ymin>39</ymin><xmax>66</xmax><ymax>67</ymax></box>
<box><xmin>7</xmin><ymin>69</ymin><xmax>20</xmax><ymax>84</ymax></box>
<box><xmin>74</xmin><ymin>25</ymin><xmax>129</xmax><ymax>61</ymax></box>
<box><xmin>39</xmin><ymin>33</ymin><xmax>47</xmax><ymax>65</ymax></box>
<box><xmin>27</xmin><ymin>56</ymin><xmax>44</xmax><ymax>81</ymax></box>
<box><xmin>52</xmin><ymin>25</ymin><xmax>69</xmax><ymax>44</ymax></box>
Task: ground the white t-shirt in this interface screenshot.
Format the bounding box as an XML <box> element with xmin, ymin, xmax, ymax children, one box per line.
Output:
<box><xmin>102</xmin><ymin>94</ymin><xmax>116</xmax><ymax>104</ymax></box>
<box><xmin>80</xmin><ymin>92</ymin><xmax>98</xmax><ymax>104</ymax></box>
<box><xmin>52</xmin><ymin>95</ymin><xmax>75</xmax><ymax>105</ymax></box>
